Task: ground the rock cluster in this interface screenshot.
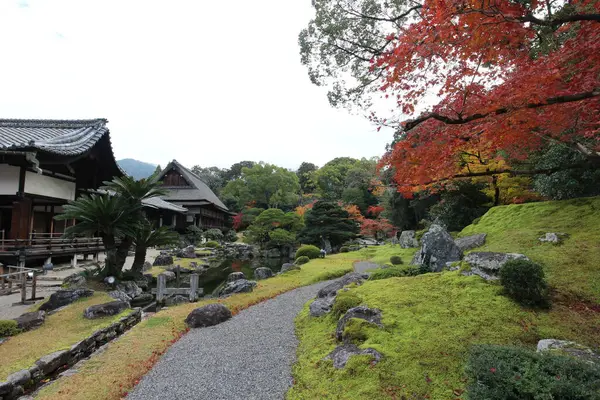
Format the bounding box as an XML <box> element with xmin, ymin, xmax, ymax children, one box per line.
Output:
<box><xmin>309</xmin><ymin>272</ymin><xmax>369</xmax><ymax>317</ymax></box>
<box><xmin>254</xmin><ymin>267</ymin><xmax>273</xmax><ymax>280</ymax></box>
<box><xmin>153</xmin><ymin>252</ymin><xmax>174</xmax><ymax>266</ymax></box>
<box><xmin>39</xmin><ymin>289</ymin><xmax>94</xmax><ymax>312</ymax></box>
<box><xmin>411</xmin><ymin>224</ymin><xmax>462</xmax><ymax>272</ymax></box>
<box><xmin>537</xmin><ymin>339</ymin><xmax>600</xmax><ymax>364</ymax></box>
<box><xmin>462</xmin><ymin>252</ymin><xmax>529</xmax><ymax>281</ymax></box>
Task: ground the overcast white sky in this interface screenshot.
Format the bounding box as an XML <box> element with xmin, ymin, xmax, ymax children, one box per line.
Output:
<box><xmin>0</xmin><ymin>0</ymin><xmax>394</xmax><ymax>170</ymax></box>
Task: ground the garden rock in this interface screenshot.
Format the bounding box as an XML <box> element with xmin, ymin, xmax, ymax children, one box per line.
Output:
<box><xmin>281</xmin><ymin>263</ymin><xmax>300</xmax><ymax>273</ymax></box>
<box><xmin>309</xmin><ymin>298</ymin><xmax>335</xmax><ymax>317</ymax></box>
<box><xmin>336</xmin><ymin>306</ymin><xmax>383</xmax><ymax>341</ymax></box>
<box><xmin>455</xmin><ymin>233</ymin><xmax>487</xmax><ymax>252</ymax></box>
<box><xmin>153</xmin><ymin>252</ymin><xmax>174</xmax><ymax>266</ymax></box>
<box><xmin>325</xmin><ymin>344</ymin><xmax>382</xmax><ymax>369</ymax></box>
<box><xmin>6</xmin><ymin>369</ymin><xmax>30</xmax><ymax>386</ymax></box>
<box><xmin>185</xmin><ymin>303</ymin><xmax>232</xmax><ymax>328</ymax></box>
<box><xmin>130</xmin><ymin>293</ymin><xmax>154</xmax><ymax>307</ymax></box>
<box><xmin>227</xmin><ymin>272</ymin><xmax>246</xmax><ymax>282</ymax></box>
<box><xmin>63</xmin><ymin>273</ymin><xmax>87</xmax><ymax>288</ymax></box>
<box><xmin>317</xmin><ymin>272</ymin><xmax>369</xmax><ymax>299</ymax></box>
<box><xmin>217</xmin><ymin>279</ymin><xmax>257</xmax><ymax>297</ymax></box>
<box><xmin>13</xmin><ymin>311</ymin><xmax>45</xmax><ymax>331</ymax></box>
<box><xmin>399</xmin><ymin>230</ymin><xmax>419</xmax><ymax>248</ymax></box>
<box><xmin>463</xmin><ymin>252</ymin><xmax>530</xmax><ymax>281</ymax></box>
<box><xmin>116</xmin><ymin>281</ymin><xmax>142</xmax><ymax>299</ymax></box>
<box><xmin>411</xmin><ymin>224</ymin><xmax>462</xmax><ymax>272</ymax></box>
<box><xmin>265</xmin><ymin>248</ymin><xmax>281</xmax><ymax>258</ymax></box>
<box><xmin>161</xmin><ymin>271</ymin><xmax>176</xmax><ymax>282</ymax></box>
<box><xmin>108</xmin><ymin>290</ymin><xmax>131</xmax><ymax>302</ymax></box>
<box><xmin>39</xmin><ymin>289</ymin><xmax>94</xmax><ymax>312</ymax></box>
<box><xmin>177</xmin><ymin>245</ymin><xmax>197</xmax><ymax>258</ymax></box>
<box><xmin>254</xmin><ymin>267</ymin><xmax>273</xmax><ymax>280</ymax></box>
<box><xmin>165</xmin><ymin>295</ymin><xmax>189</xmax><ymax>306</ymax></box>
<box><xmin>83</xmin><ymin>301</ymin><xmax>129</xmax><ymax>319</ymax></box>
<box><xmin>537</xmin><ymin>339</ymin><xmax>600</xmax><ymax>364</ymax></box>
<box><xmin>35</xmin><ymin>350</ymin><xmax>70</xmax><ymax>375</ymax></box>
<box><xmin>0</xmin><ymin>381</ymin><xmax>14</xmax><ymax>396</ymax></box>
<box><xmin>539</xmin><ymin>232</ymin><xmax>568</xmax><ymax>244</ymax></box>
<box><xmin>142</xmin><ymin>261</ymin><xmax>153</xmax><ymax>272</ymax></box>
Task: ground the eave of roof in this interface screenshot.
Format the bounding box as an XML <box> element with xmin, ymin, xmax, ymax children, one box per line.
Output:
<box><xmin>142</xmin><ymin>196</ymin><xmax>188</xmax><ymax>213</ymax></box>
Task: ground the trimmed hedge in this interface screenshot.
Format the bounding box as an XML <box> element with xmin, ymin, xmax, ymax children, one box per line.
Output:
<box><xmin>466</xmin><ymin>344</ymin><xmax>600</xmax><ymax>399</ymax></box>
<box><xmin>0</xmin><ymin>320</ymin><xmax>21</xmax><ymax>337</ymax></box>
<box><xmin>296</xmin><ymin>245</ymin><xmax>321</xmax><ymax>260</ymax></box>
<box><xmin>340</xmin><ymin>246</ymin><xmax>350</xmax><ymax>253</ymax></box>
<box><xmin>203</xmin><ymin>241</ymin><xmax>221</xmax><ymax>248</ymax></box>
<box><xmin>390</xmin><ymin>255</ymin><xmax>403</xmax><ymax>265</ymax></box>
<box><xmin>295</xmin><ymin>256</ymin><xmax>310</xmax><ymax>265</ymax></box>
<box><xmin>500</xmin><ymin>259</ymin><xmax>549</xmax><ymax>307</ymax></box>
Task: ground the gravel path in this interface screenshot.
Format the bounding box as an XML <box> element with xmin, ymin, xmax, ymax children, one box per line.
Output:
<box><xmin>127</xmin><ymin>280</ymin><xmax>332</xmax><ymax>400</ymax></box>
<box><xmin>353</xmin><ymin>261</ymin><xmax>381</xmax><ymax>274</ymax></box>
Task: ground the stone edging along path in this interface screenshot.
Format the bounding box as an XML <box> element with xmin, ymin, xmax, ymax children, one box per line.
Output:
<box><xmin>0</xmin><ymin>308</ymin><xmax>142</xmax><ymax>400</ymax></box>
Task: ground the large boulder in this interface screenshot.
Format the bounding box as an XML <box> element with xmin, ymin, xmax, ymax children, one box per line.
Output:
<box><xmin>115</xmin><ymin>281</ymin><xmax>142</xmax><ymax>299</ymax></box>
<box><xmin>227</xmin><ymin>272</ymin><xmax>246</xmax><ymax>282</ymax></box>
<box><xmin>177</xmin><ymin>245</ymin><xmax>197</xmax><ymax>258</ymax></box>
<box><xmin>411</xmin><ymin>224</ymin><xmax>462</xmax><ymax>272</ymax></box>
<box><xmin>153</xmin><ymin>252</ymin><xmax>174</xmax><ymax>266</ymax></box>
<box><xmin>185</xmin><ymin>303</ymin><xmax>232</xmax><ymax>328</ymax></box>
<box><xmin>39</xmin><ymin>289</ymin><xmax>94</xmax><ymax>312</ymax></box>
<box><xmin>281</xmin><ymin>263</ymin><xmax>300</xmax><ymax>273</ymax></box>
<box><xmin>463</xmin><ymin>252</ymin><xmax>529</xmax><ymax>281</ymax></box>
<box><xmin>13</xmin><ymin>311</ymin><xmax>45</xmax><ymax>331</ymax></box>
<box><xmin>455</xmin><ymin>233</ymin><xmax>487</xmax><ymax>252</ymax></box>
<box><xmin>335</xmin><ymin>306</ymin><xmax>383</xmax><ymax>341</ymax></box>
<box><xmin>217</xmin><ymin>279</ymin><xmax>257</xmax><ymax>297</ymax></box>
<box><xmin>254</xmin><ymin>267</ymin><xmax>273</xmax><ymax>280</ymax></box>
<box><xmin>130</xmin><ymin>293</ymin><xmax>154</xmax><ymax>307</ymax></box>
<box><xmin>399</xmin><ymin>230</ymin><xmax>419</xmax><ymax>248</ymax></box>
<box><xmin>63</xmin><ymin>273</ymin><xmax>87</xmax><ymax>288</ymax></box>
<box><xmin>83</xmin><ymin>301</ymin><xmax>129</xmax><ymax>319</ymax></box>
<box><xmin>537</xmin><ymin>339</ymin><xmax>600</xmax><ymax>364</ymax></box>
<box><xmin>325</xmin><ymin>344</ymin><xmax>382</xmax><ymax>369</ymax></box>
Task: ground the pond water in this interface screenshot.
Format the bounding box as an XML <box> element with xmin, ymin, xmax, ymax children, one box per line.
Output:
<box><xmin>168</xmin><ymin>256</ymin><xmax>291</xmax><ymax>296</ymax></box>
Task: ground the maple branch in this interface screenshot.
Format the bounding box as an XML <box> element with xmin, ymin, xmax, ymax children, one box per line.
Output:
<box><xmin>520</xmin><ymin>13</ymin><xmax>600</xmax><ymax>26</ymax></box>
<box><xmin>403</xmin><ymin>88</ymin><xmax>600</xmax><ymax>131</ymax></box>
<box><xmin>338</xmin><ymin>4</ymin><xmax>423</xmax><ymax>24</ymax></box>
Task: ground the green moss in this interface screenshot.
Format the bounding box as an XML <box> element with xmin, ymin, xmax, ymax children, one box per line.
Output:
<box><xmin>331</xmin><ymin>291</ymin><xmax>362</xmax><ymax>319</ymax></box>
<box><xmin>0</xmin><ymin>320</ymin><xmax>21</xmax><ymax>337</ymax></box>
<box><xmin>369</xmin><ymin>265</ymin><xmax>420</xmax><ymax>280</ymax></box>
<box><xmin>341</xmin><ymin>318</ymin><xmax>374</xmax><ymax>344</ymax></box>
<box><xmin>290</xmin><ymin>197</ymin><xmax>600</xmax><ymax>399</ymax></box>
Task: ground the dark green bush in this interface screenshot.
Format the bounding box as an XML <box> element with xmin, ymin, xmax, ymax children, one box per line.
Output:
<box><xmin>224</xmin><ymin>229</ymin><xmax>238</xmax><ymax>243</ymax></box>
<box><xmin>369</xmin><ymin>265</ymin><xmax>421</xmax><ymax>280</ymax></box>
<box><xmin>295</xmin><ymin>256</ymin><xmax>310</xmax><ymax>265</ymax></box>
<box><xmin>0</xmin><ymin>320</ymin><xmax>21</xmax><ymax>337</ymax></box>
<box><xmin>340</xmin><ymin>246</ymin><xmax>350</xmax><ymax>253</ymax></box>
<box><xmin>466</xmin><ymin>344</ymin><xmax>600</xmax><ymax>399</ymax></box>
<box><xmin>389</xmin><ymin>255</ymin><xmax>403</xmax><ymax>265</ymax></box>
<box><xmin>296</xmin><ymin>245</ymin><xmax>321</xmax><ymax>260</ymax></box>
<box><xmin>331</xmin><ymin>291</ymin><xmax>362</xmax><ymax>318</ymax></box>
<box><xmin>499</xmin><ymin>259</ymin><xmax>549</xmax><ymax>307</ymax></box>
<box><xmin>204</xmin><ymin>228</ymin><xmax>224</xmax><ymax>241</ymax></box>
<box><xmin>204</xmin><ymin>241</ymin><xmax>221</xmax><ymax>248</ymax></box>
<box><xmin>185</xmin><ymin>225</ymin><xmax>203</xmax><ymax>245</ymax></box>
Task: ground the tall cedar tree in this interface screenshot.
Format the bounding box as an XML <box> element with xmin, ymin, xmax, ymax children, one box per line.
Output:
<box><xmin>298</xmin><ymin>200</ymin><xmax>359</xmax><ymax>248</ymax></box>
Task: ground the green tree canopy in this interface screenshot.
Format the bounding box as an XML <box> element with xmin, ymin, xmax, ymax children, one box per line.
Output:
<box><xmin>297</xmin><ymin>162</ymin><xmax>318</xmax><ymax>194</ymax></box>
<box><xmin>298</xmin><ymin>200</ymin><xmax>359</xmax><ymax>249</ymax></box>
<box><xmin>191</xmin><ymin>165</ymin><xmax>226</xmax><ymax>195</ymax></box>
<box><xmin>245</xmin><ymin>208</ymin><xmax>304</xmax><ymax>248</ymax></box>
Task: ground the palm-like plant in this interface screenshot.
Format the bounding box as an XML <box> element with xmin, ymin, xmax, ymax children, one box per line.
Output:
<box><xmin>131</xmin><ymin>221</ymin><xmax>179</xmax><ymax>275</ymax></box>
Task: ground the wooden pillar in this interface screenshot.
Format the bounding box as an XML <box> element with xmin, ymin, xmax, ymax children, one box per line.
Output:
<box><xmin>189</xmin><ymin>274</ymin><xmax>199</xmax><ymax>302</ymax></box>
<box><xmin>31</xmin><ymin>272</ymin><xmax>37</xmax><ymax>300</ymax></box>
<box><xmin>20</xmin><ymin>270</ymin><xmax>27</xmax><ymax>304</ymax></box>
<box><xmin>0</xmin><ymin>264</ymin><xmax>5</xmax><ymax>290</ymax></box>
<box><xmin>49</xmin><ymin>206</ymin><xmax>55</xmax><ymax>236</ymax></box>
<box><xmin>10</xmin><ymin>198</ymin><xmax>32</xmax><ymax>240</ymax></box>
<box><xmin>71</xmin><ymin>254</ymin><xmax>78</xmax><ymax>269</ymax></box>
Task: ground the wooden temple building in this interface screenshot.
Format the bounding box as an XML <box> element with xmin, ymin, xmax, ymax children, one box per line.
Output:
<box><xmin>154</xmin><ymin>160</ymin><xmax>233</xmax><ymax>231</ymax></box>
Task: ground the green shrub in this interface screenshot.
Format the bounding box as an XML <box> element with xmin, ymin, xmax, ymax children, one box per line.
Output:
<box><xmin>295</xmin><ymin>256</ymin><xmax>310</xmax><ymax>265</ymax></box>
<box><xmin>340</xmin><ymin>246</ymin><xmax>350</xmax><ymax>253</ymax></box>
<box><xmin>224</xmin><ymin>229</ymin><xmax>238</xmax><ymax>243</ymax></box>
<box><xmin>204</xmin><ymin>228</ymin><xmax>224</xmax><ymax>241</ymax></box>
<box><xmin>331</xmin><ymin>291</ymin><xmax>362</xmax><ymax>318</ymax></box>
<box><xmin>204</xmin><ymin>241</ymin><xmax>220</xmax><ymax>248</ymax></box>
<box><xmin>296</xmin><ymin>245</ymin><xmax>321</xmax><ymax>260</ymax></box>
<box><xmin>499</xmin><ymin>259</ymin><xmax>549</xmax><ymax>307</ymax></box>
<box><xmin>389</xmin><ymin>255</ymin><xmax>403</xmax><ymax>265</ymax></box>
<box><xmin>466</xmin><ymin>345</ymin><xmax>600</xmax><ymax>399</ymax></box>
<box><xmin>0</xmin><ymin>320</ymin><xmax>21</xmax><ymax>337</ymax></box>
<box><xmin>185</xmin><ymin>225</ymin><xmax>203</xmax><ymax>245</ymax></box>
<box><xmin>369</xmin><ymin>265</ymin><xmax>421</xmax><ymax>280</ymax></box>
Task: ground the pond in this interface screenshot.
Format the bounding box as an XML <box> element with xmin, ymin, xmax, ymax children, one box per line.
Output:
<box><xmin>167</xmin><ymin>256</ymin><xmax>292</xmax><ymax>296</ymax></box>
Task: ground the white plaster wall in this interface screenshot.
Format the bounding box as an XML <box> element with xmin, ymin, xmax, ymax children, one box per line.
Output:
<box><xmin>24</xmin><ymin>171</ymin><xmax>76</xmax><ymax>200</ymax></box>
<box><xmin>0</xmin><ymin>164</ymin><xmax>20</xmax><ymax>195</ymax></box>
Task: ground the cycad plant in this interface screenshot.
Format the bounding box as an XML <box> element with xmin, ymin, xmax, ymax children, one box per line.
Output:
<box><xmin>131</xmin><ymin>221</ymin><xmax>179</xmax><ymax>274</ymax></box>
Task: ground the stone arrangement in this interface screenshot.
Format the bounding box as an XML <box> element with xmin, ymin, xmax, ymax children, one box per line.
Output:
<box><xmin>462</xmin><ymin>252</ymin><xmax>529</xmax><ymax>281</ymax></box>
<box><xmin>39</xmin><ymin>289</ymin><xmax>94</xmax><ymax>312</ymax></box>
<box><xmin>185</xmin><ymin>303</ymin><xmax>232</xmax><ymax>328</ymax></box>
<box><xmin>0</xmin><ymin>309</ymin><xmax>141</xmax><ymax>400</ymax></box>
<box><xmin>309</xmin><ymin>272</ymin><xmax>369</xmax><ymax>317</ymax></box>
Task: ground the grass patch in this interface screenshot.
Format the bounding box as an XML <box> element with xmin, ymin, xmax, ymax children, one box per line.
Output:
<box><xmin>0</xmin><ymin>293</ymin><xmax>131</xmax><ymax>381</ymax></box>
<box><xmin>289</xmin><ymin>197</ymin><xmax>600</xmax><ymax>399</ymax></box>
<box><xmin>36</xmin><ymin>257</ymin><xmax>354</xmax><ymax>400</ymax></box>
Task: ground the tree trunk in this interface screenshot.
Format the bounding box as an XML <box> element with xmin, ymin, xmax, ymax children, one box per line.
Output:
<box><xmin>131</xmin><ymin>244</ymin><xmax>147</xmax><ymax>275</ymax></box>
<box><xmin>492</xmin><ymin>175</ymin><xmax>500</xmax><ymax>206</ymax></box>
<box><xmin>102</xmin><ymin>235</ymin><xmax>120</xmax><ymax>278</ymax></box>
<box><xmin>114</xmin><ymin>237</ymin><xmax>133</xmax><ymax>277</ymax></box>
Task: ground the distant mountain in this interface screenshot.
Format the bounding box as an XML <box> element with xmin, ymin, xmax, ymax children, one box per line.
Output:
<box><xmin>117</xmin><ymin>158</ymin><xmax>159</xmax><ymax>180</ymax></box>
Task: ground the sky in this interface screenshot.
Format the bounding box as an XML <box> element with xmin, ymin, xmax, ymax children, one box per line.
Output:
<box><xmin>0</xmin><ymin>0</ymin><xmax>395</xmax><ymax>170</ymax></box>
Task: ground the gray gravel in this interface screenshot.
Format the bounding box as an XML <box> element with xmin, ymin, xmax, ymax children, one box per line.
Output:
<box><xmin>127</xmin><ymin>280</ymin><xmax>332</xmax><ymax>400</ymax></box>
<box><xmin>353</xmin><ymin>261</ymin><xmax>380</xmax><ymax>274</ymax></box>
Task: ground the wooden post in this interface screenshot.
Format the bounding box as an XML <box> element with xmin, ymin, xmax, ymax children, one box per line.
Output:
<box><xmin>31</xmin><ymin>271</ymin><xmax>37</xmax><ymax>300</ymax></box>
<box><xmin>20</xmin><ymin>270</ymin><xmax>27</xmax><ymax>303</ymax></box>
<box><xmin>175</xmin><ymin>266</ymin><xmax>181</xmax><ymax>288</ymax></box>
<box><xmin>189</xmin><ymin>274</ymin><xmax>199</xmax><ymax>302</ymax></box>
<box><xmin>157</xmin><ymin>274</ymin><xmax>166</xmax><ymax>303</ymax></box>
<box><xmin>0</xmin><ymin>264</ymin><xmax>5</xmax><ymax>290</ymax></box>
<box><xmin>71</xmin><ymin>254</ymin><xmax>78</xmax><ymax>269</ymax></box>
<box><xmin>93</xmin><ymin>252</ymin><xmax>99</xmax><ymax>263</ymax></box>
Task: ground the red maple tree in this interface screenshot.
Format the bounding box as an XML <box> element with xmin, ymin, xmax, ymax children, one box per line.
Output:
<box><xmin>374</xmin><ymin>0</ymin><xmax>600</xmax><ymax>195</ymax></box>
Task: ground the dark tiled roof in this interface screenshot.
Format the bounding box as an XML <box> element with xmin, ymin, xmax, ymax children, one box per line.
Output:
<box><xmin>142</xmin><ymin>196</ymin><xmax>188</xmax><ymax>213</ymax></box>
<box><xmin>158</xmin><ymin>160</ymin><xmax>229</xmax><ymax>212</ymax></box>
<box><xmin>0</xmin><ymin>119</ymin><xmax>109</xmax><ymax>156</ymax></box>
